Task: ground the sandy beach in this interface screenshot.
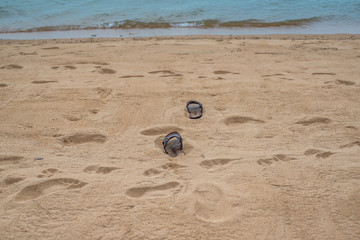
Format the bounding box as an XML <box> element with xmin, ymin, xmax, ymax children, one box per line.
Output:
<box><xmin>0</xmin><ymin>34</ymin><xmax>360</xmax><ymax>239</ymax></box>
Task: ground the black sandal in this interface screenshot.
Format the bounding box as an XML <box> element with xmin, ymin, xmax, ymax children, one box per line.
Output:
<box><xmin>162</xmin><ymin>132</ymin><xmax>183</xmax><ymax>157</ymax></box>
<box><xmin>186</xmin><ymin>100</ymin><xmax>203</xmax><ymax>119</ymax></box>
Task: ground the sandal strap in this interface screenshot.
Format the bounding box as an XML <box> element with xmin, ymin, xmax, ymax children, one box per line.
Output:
<box><xmin>162</xmin><ymin>131</ymin><xmax>183</xmax><ymax>154</ymax></box>
<box><xmin>186</xmin><ymin>100</ymin><xmax>203</xmax><ymax>119</ymax></box>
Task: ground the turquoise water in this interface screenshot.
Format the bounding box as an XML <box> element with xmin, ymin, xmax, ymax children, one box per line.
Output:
<box><xmin>0</xmin><ymin>0</ymin><xmax>360</xmax><ymax>34</ymax></box>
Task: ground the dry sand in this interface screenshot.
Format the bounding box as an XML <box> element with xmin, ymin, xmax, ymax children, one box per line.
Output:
<box><xmin>0</xmin><ymin>34</ymin><xmax>360</xmax><ymax>239</ymax></box>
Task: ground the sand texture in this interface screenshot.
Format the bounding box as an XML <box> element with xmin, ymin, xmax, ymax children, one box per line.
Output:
<box><xmin>0</xmin><ymin>35</ymin><xmax>360</xmax><ymax>239</ymax></box>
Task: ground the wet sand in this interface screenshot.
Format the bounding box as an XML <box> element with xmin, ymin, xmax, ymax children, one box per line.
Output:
<box><xmin>0</xmin><ymin>35</ymin><xmax>360</xmax><ymax>239</ymax></box>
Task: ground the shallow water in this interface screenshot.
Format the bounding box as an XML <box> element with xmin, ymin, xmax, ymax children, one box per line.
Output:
<box><xmin>1</xmin><ymin>0</ymin><xmax>360</xmax><ymax>34</ymax></box>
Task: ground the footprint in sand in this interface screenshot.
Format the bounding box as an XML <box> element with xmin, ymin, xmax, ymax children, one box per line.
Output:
<box><xmin>78</xmin><ymin>61</ymin><xmax>109</xmax><ymax>66</ymax></box>
<box><xmin>125</xmin><ymin>182</ymin><xmax>182</xmax><ymax>198</ymax></box>
<box><xmin>304</xmin><ymin>149</ymin><xmax>322</xmax><ymax>156</ymax></box>
<box><xmin>0</xmin><ymin>155</ymin><xmax>24</xmax><ymax>165</ymax></box>
<box><xmin>191</xmin><ymin>183</ymin><xmax>233</xmax><ymax>223</ymax></box>
<box><xmin>37</xmin><ymin>168</ymin><xmax>62</xmax><ymax>178</ymax></box>
<box><xmin>84</xmin><ymin>165</ymin><xmax>120</xmax><ymax>174</ymax></box>
<box><xmin>140</xmin><ymin>125</ymin><xmax>183</xmax><ymax>136</ymax></box>
<box><xmin>312</xmin><ymin>72</ymin><xmax>336</xmax><ymax>76</ymax></box>
<box><xmin>119</xmin><ymin>75</ymin><xmax>144</xmax><ymax>78</ymax></box>
<box><xmin>2</xmin><ymin>174</ymin><xmax>25</xmax><ymax>185</ymax></box>
<box><xmin>51</xmin><ymin>65</ymin><xmax>77</xmax><ymax>70</ymax></box>
<box><xmin>143</xmin><ymin>168</ymin><xmax>162</xmax><ymax>177</ymax></box>
<box><xmin>340</xmin><ymin>141</ymin><xmax>360</xmax><ymax>148</ymax></box>
<box><xmin>143</xmin><ymin>162</ymin><xmax>186</xmax><ymax>176</ymax></box>
<box><xmin>315</xmin><ymin>151</ymin><xmax>335</xmax><ymax>158</ymax></box>
<box><xmin>0</xmin><ymin>64</ymin><xmax>23</xmax><ymax>69</ymax></box>
<box><xmin>213</xmin><ymin>70</ymin><xmax>231</xmax><ymax>74</ymax></box>
<box><xmin>31</xmin><ymin>80</ymin><xmax>58</xmax><ymax>84</ymax></box>
<box><xmin>64</xmin><ymin>65</ymin><xmax>77</xmax><ymax>70</ymax></box>
<box><xmin>148</xmin><ymin>70</ymin><xmax>174</xmax><ymax>75</ymax></box>
<box><xmin>261</xmin><ymin>73</ymin><xmax>285</xmax><ymax>78</ymax></box>
<box><xmin>214</xmin><ymin>105</ymin><xmax>227</xmax><ymax>112</ymax></box>
<box><xmin>95</xmin><ymin>87</ymin><xmax>112</xmax><ymax>98</ymax></box>
<box><xmin>148</xmin><ymin>70</ymin><xmax>182</xmax><ymax>77</ymax></box>
<box><xmin>199</xmin><ymin>158</ymin><xmax>241</xmax><ymax>170</ymax></box>
<box><xmin>97</xmin><ymin>68</ymin><xmax>116</xmax><ymax>74</ymax></box>
<box><xmin>336</xmin><ymin>80</ymin><xmax>356</xmax><ymax>86</ymax></box>
<box><xmin>19</xmin><ymin>52</ymin><xmax>37</xmax><ymax>56</ymax></box>
<box><xmin>257</xmin><ymin>154</ymin><xmax>296</xmax><ymax>165</ymax></box>
<box><xmin>89</xmin><ymin>109</ymin><xmax>99</xmax><ymax>114</ymax></box>
<box><xmin>160</xmin><ymin>73</ymin><xmax>183</xmax><ymax>77</ymax></box>
<box><xmin>295</xmin><ymin>117</ymin><xmax>331</xmax><ymax>126</ymax></box>
<box><xmin>223</xmin><ymin>116</ymin><xmax>265</xmax><ymax>125</ymax></box>
<box><xmin>64</xmin><ymin>114</ymin><xmax>83</xmax><ymax>122</ymax></box>
<box><xmin>304</xmin><ymin>149</ymin><xmax>335</xmax><ymax>158</ymax></box>
<box><xmin>15</xmin><ymin>178</ymin><xmax>87</xmax><ymax>201</ymax></box>
<box><xmin>59</xmin><ymin>133</ymin><xmax>107</xmax><ymax>146</ymax></box>
<box><xmin>42</xmin><ymin>47</ymin><xmax>60</xmax><ymax>50</ymax></box>
<box><xmin>63</xmin><ymin>110</ymin><xmax>86</xmax><ymax>122</ymax></box>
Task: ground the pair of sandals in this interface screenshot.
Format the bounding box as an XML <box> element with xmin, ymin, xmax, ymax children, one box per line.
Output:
<box><xmin>162</xmin><ymin>100</ymin><xmax>203</xmax><ymax>157</ymax></box>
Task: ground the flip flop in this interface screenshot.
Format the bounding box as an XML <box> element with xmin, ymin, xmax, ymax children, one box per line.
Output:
<box><xmin>162</xmin><ymin>132</ymin><xmax>183</xmax><ymax>157</ymax></box>
<box><xmin>186</xmin><ymin>100</ymin><xmax>203</xmax><ymax>119</ymax></box>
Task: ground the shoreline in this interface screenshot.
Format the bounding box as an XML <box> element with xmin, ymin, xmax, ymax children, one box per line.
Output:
<box><xmin>1</xmin><ymin>33</ymin><xmax>360</xmax><ymax>44</ymax></box>
<box><xmin>1</xmin><ymin>25</ymin><xmax>360</xmax><ymax>40</ymax></box>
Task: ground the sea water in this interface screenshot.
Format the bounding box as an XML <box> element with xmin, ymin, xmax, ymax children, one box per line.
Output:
<box><xmin>0</xmin><ymin>0</ymin><xmax>360</xmax><ymax>38</ymax></box>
